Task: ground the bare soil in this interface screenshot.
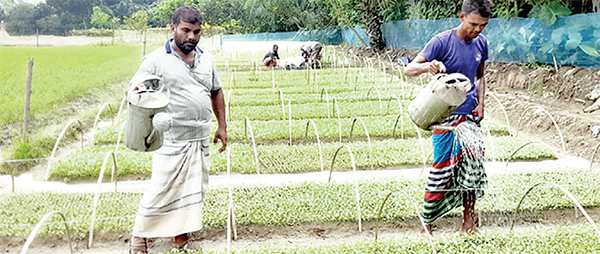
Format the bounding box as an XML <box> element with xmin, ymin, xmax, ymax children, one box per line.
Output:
<box><xmin>5</xmin><ymin>206</ymin><xmax>599</xmax><ymax>253</ymax></box>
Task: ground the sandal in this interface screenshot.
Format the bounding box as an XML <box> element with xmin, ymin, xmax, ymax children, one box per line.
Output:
<box><xmin>173</xmin><ymin>233</ymin><xmax>202</xmax><ymax>252</ymax></box>
<box><xmin>129</xmin><ymin>236</ymin><xmax>148</xmax><ymax>254</ymax></box>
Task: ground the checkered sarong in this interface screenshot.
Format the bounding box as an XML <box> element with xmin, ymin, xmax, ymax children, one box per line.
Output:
<box><xmin>422</xmin><ymin>115</ymin><xmax>487</xmax><ymax>224</ymax></box>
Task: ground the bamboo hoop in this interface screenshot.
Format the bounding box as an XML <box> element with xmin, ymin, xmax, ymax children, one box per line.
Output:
<box><xmin>329</xmin><ymin>145</ymin><xmax>362</xmax><ymax>232</ymax></box>
<box><xmin>45</xmin><ymin>119</ymin><xmax>83</xmax><ymax>180</ymax></box>
<box><xmin>21</xmin><ymin>211</ymin><xmax>73</xmax><ymax>254</ymax></box>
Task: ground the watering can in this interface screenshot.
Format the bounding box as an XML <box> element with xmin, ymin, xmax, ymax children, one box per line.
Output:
<box><xmin>124</xmin><ymin>75</ymin><xmax>172</xmax><ymax>152</ymax></box>
<box><xmin>407</xmin><ymin>73</ymin><xmax>472</xmax><ymax>130</ymax></box>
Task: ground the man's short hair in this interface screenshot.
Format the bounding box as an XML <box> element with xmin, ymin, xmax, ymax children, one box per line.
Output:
<box><xmin>172</xmin><ymin>6</ymin><xmax>203</xmax><ymax>25</ymax></box>
<box><xmin>461</xmin><ymin>0</ymin><xmax>494</xmax><ymax>18</ymax></box>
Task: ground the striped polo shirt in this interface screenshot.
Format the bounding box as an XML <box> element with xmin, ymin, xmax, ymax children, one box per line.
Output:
<box><xmin>130</xmin><ymin>39</ymin><xmax>222</xmax><ymax>142</ymax></box>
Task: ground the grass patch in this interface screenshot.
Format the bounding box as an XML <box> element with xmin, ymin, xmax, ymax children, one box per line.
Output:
<box><xmin>0</xmin><ymin>43</ymin><xmax>141</xmax><ymax>128</ymax></box>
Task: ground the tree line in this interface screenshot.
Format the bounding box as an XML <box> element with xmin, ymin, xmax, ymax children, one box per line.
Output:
<box><xmin>0</xmin><ymin>0</ymin><xmax>597</xmax><ymax>48</ymax></box>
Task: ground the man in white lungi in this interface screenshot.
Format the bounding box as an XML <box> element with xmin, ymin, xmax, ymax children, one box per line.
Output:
<box><xmin>128</xmin><ymin>6</ymin><xmax>227</xmax><ymax>253</ymax></box>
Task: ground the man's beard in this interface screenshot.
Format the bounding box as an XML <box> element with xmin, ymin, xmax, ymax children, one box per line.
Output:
<box><xmin>175</xmin><ymin>38</ymin><xmax>198</xmax><ymax>54</ymax></box>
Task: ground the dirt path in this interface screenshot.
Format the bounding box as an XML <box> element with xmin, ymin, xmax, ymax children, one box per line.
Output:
<box><xmin>6</xmin><ymin>206</ymin><xmax>599</xmax><ymax>253</ymax></box>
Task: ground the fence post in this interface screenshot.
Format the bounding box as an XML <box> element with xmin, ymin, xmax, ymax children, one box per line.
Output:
<box><xmin>142</xmin><ymin>28</ymin><xmax>147</xmax><ymax>57</ymax></box>
<box><xmin>23</xmin><ymin>59</ymin><xmax>34</xmax><ymax>141</ymax></box>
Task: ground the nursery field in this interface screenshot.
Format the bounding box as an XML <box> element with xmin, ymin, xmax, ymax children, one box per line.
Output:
<box><xmin>0</xmin><ymin>44</ymin><xmax>145</xmax><ymax>128</ymax></box>
<box><xmin>1</xmin><ymin>46</ymin><xmax>599</xmax><ymax>253</ymax></box>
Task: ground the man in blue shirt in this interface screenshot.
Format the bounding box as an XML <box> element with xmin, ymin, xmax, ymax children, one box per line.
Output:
<box><xmin>405</xmin><ymin>0</ymin><xmax>493</xmax><ymax>236</ymax></box>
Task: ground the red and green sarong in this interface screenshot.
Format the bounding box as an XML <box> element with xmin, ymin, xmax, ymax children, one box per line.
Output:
<box><xmin>422</xmin><ymin>114</ymin><xmax>487</xmax><ymax>224</ymax></box>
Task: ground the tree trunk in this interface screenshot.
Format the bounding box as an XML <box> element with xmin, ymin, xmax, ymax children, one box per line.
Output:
<box><xmin>362</xmin><ymin>7</ymin><xmax>386</xmax><ymax>51</ymax></box>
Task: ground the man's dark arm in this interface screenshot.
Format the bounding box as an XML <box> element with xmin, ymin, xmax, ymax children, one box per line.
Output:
<box><xmin>211</xmin><ymin>89</ymin><xmax>227</xmax><ymax>152</ymax></box>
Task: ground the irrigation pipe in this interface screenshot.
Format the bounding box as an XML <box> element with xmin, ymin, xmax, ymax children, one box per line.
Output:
<box><xmin>350</xmin><ymin>117</ymin><xmax>374</xmax><ymax>170</ymax></box>
<box><xmin>510</xmin><ymin>181</ymin><xmax>600</xmax><ymax>241</ymax></box>
<box><xmin>305</xmin><ymin>120</ymin><xmax>324</xmax><ymax>172</ymax></box>
<box><xmin>487</xmin><ymin>92</ymin><xmax>512</xmax><ymax>136</ymax></box>
<box><xmin>329</xmin><ymin>145</ymin><xmax>362</xmax><ymax>232</ymax></box>
<box><xmin>516</xmin><ymin>105</ymin><xmax>566</xmax><ymax>153</ymax></box>
<box><xmin>89</xmin><ymin>151</ymin><xmax>117</xmax><ymax>248</ymax></box>
<box><xmin>504</xmin><ymin>141</ymin><xmax>560</xmax><ymax>173</ymax></box>
<box><xmin>90</xmin><ymin>103</ymin><xmax>112</xmax><ymax>146</ymax></box>
<box><xmin>244</xmin><ymin>117</ymin><xmax>260</xmax><ymax>174</ymax></box>
<box><xmin>21</xmin><ymin>211</ymin><xmax>73</xmax><ymax>254</ymax></box>
<box><xmin>45</xmin><ymin>119</ymin><xmax>83</xmax><ymax>181</ymax></box>
<box><xmin>375</xmin><ymin>189</ymin><xmax>437</xmax><ymax>254</ymax></box>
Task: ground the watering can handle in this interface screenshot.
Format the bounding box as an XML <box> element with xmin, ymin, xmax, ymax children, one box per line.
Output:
<box><xmin>127</xmin><ymin>80</ymin><xmax>171</xmax><ymax>105</ymax></box>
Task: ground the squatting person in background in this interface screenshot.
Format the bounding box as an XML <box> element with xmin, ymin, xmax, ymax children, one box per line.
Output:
<box><xmin>404</xmin><ymin>0</ymin><xmax>492</xmax><ymax>235</ymax></box>
<box><xmin>262</xmin><ymin>44</ymin><xmax>280</xmax><ymax>67</ymax></box>
<box><xmin>127</xmin><ymin>6</ymin><xmax>227</xmax><ymax>253</ymax></box>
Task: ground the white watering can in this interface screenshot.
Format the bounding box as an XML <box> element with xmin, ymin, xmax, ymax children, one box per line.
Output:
<box><xmin>408</xmin><ymin>73</ymin><xmax>472</xmax><ymax>130</ymax></box>
<box><xmin>124</xmin><ymin>75</ymin><xmax>172</xmax><ymax>152</ymax></box>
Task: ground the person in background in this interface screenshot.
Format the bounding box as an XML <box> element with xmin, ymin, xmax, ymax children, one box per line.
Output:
<box><xmin>404</xmin><ymin>0</ymin><xmax>493</xmax><ymax>236</ymax></box>
<box><xmin>127</xmin><ymin>6</ymin><xmax>227</xmax><ymax>254</ymax></box>
<box><xmin>301</xmin><ymin>42</ymin><xmax>323</xmax><ymax>68</ymax></box>
<box><xmin>262</xmin><ymin>44</ymin><xmax>280</xmax><ymax>67</ymax></box>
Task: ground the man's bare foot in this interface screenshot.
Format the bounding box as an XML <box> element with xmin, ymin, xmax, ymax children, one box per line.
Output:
<box><xmin>419</xmin><ymin>224</ymin><xmax>433</xmax><ymax>236</ymax></box>
<box><xmin>458</xmin><ymin>221</ymin><xmax>479</xmax><ymax>235</ymax></box>
<box><xmin>173</xmin><ymin>233</ymin><xmax>202</xmax><ymax>251</ymax></box>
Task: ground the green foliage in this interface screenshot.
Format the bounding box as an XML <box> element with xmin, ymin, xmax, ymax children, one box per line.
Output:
<box><xmin>124</xmin><ymin>10</ymin><xmax>149</xmax><ymax>31</ymax></box>
<box><xmin>406</xmin><ymin>0</ymin><xmax>462</xmax><ymax>20</ymax></box>
<box><xmin>90</xmin><ymin>6</ymin><xmax>111</xmax><ymax>29</ymax></box>
<box><xmin>148</xmin><ymin>0</ymin><xmax>185</xmax><ymax>27</ymax></box>
<box><xmin>70</xmin><ymin>28</ymin><xmax>115</xmax><ymax>36</ymax></box>
<box><xmin>4</xmin><ymin>3</ymin><xmax>35</xmax><ymax>35</ymax></box>
<box><xmin>528</xmin><ymin>2</ymin><xmax>572</xmax><ymax>25</ymax></box>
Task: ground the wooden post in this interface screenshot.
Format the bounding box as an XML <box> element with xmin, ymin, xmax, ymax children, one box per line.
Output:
<box><xmin>142</xmin><ymin>28</ymin><xmax>147</xmax><ymax>57</ymax></box>
<box><xmin>36</xmin><ymin>29</ymin><xmax>39</xmax><ymax>47</ymax></box>
<box><xmin>23</xmin><ymin>59</ymin><xmax>34</xmax><ymax>141</ymax></box>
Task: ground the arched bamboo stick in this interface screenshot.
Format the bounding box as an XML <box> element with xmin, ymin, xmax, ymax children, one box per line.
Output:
<box><xmin>21</xmin><ymin>211</ymin><xmax>73</xmax><ymax>254</ymax></box>
<box><xmin>45</xmin><ymin>119</ymin><xmax>82</xmax><ymax>180</ymax></box>
<box><xmin>328</xmin><ymin>145</ymin><xmax>362</xmax><ymax>232</ymax></box>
